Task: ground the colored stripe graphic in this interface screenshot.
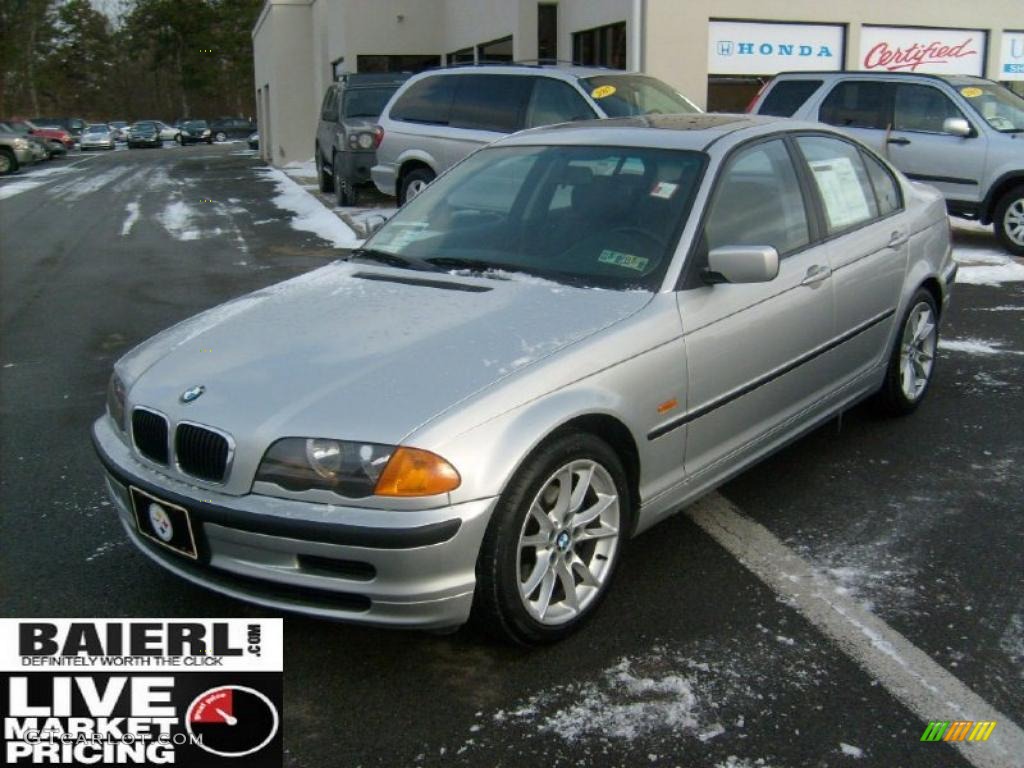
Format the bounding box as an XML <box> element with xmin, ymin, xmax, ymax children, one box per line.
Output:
<box><xmin>922</xmin><ymin>721</ymin><xmax>950</xmax><ymax>741</ymax></box>
<box><xmin>922</xmin><ymin>720</ymin><xmax>998</xmax><ymax>742</ymax></box>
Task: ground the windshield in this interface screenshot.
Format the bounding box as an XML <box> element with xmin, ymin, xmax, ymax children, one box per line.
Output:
<box><xmin>86</xmin><ymin>124</ymin><xmax>108</xmax><ymax>132</ymax></box>
<box><xmin>363</xmin><ymin>144</ymin><xmax>705</xmax><ymax>290</ymax></box>
<box><xmin>343</xmin><ymin>87</ymin><xmax>398</xmax><ymax>118</ymax></box>
<box><xmin>581</xmin><ymin>75</ymin><xmax>700</xmax><ymax>118</ymax></box>
<box><xmin>957</xmin><ymin>83</ymin><xmax>1024</xmax><ymax>133</ymax></box>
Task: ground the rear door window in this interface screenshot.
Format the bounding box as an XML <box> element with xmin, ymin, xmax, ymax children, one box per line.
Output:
<box><xmin>861</xmin><ymin>151</ymin><xmax>903</xmax><ymax>217</ymax></box>
<box><xmin>759</xmin><ymin>80</ymin><xmax>823</xmax><ymax>117</ymax></box>
<box><xmin>796</xmin><ymin>136</ymin><xmax>880</xmax><ymax>234</ymax></box>
<box><xmin>450</xmin><ymin>75</ymin><xmax>532</xmax><ymax>133</ymax></box>
<box><xmin>819</xmin><ymin>81</ymin><xmax>892</xmax><ymax>129</ymax></box>
<box><xmin>524</xmin><ymin>78</ymin><xmax>595</xmax><ymax>128</ymax></box>
<box><xmin>390</xmin><ymin>76</ymin><xmax>457</xmax><ymax>125</ymax></box>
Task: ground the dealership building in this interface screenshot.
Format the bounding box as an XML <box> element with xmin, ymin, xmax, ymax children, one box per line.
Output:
<box><xmin>253</xmin><ymin>0</ymin><xmax>1024</xmax><ymax>166</ymax></box>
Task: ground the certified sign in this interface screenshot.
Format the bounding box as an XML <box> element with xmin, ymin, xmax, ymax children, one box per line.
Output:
<box><xmin>708</xmin><ymin>21</ymin><xmax>844</xmax><ymax>75</ymax></box>
<box><xmin>859</xmin><ymin>26</ymin><xmax>986</xmax><ymax>76</ymax></box>
<box><xmin>1001</xmin><ymin>31</ymin><xmax>1024</xmax><ymax>81</ymax></box>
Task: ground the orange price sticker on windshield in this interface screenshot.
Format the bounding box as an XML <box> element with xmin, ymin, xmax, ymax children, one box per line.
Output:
<box><xmin>591</xmin><ymin>85</ymin><xmax>617</xmax><ymax>99</ymax></box>
<box><xmin>960</xmin><ymin>87</ymin><xmax>983</xmax><ymax>98</ymax></box>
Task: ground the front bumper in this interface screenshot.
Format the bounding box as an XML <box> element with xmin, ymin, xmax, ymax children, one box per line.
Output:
<box><xmin>338</xmin><ymin>149</ymin><xmax>375</xmax><ymax>185</ymax></box>
<box><xmin>92</xmin><ymin>417</ymin><xmax>495</xmax><ymax>629</ymax></box>
<box><xmin>13</xmin><ymin>147</ymin><xmax>34</xmax><ymax>164</ymax></box>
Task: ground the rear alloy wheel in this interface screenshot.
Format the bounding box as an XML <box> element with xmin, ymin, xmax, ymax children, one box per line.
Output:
<box><xmin>176</xmin><ymin>134</ymin><xmax>183</xmax><ymax>145</ymax></box>
<box><xmin>399</xmin><ymin>167</ymin><xmax>435</xmax><ymax>206</ymax></box>
<box><xmin>993</xmin><ymin>185</ymin><xmax>1024</xmax><ymax>256</ymax></box>
<box><xmin>215</xmin><ymin>131</ymin><xmax>227</xmax><ymax>143</ymax></box>
<box><xmin>877</xmin><ymin>289</ymin><xmax>939</xmax><ymax>415</ymax></box>
<box><xmin>0</xmin><ymin>149</ymin><xmax>16</xmax><ymax>175</ymax></box>
<box><xmin>474</xmin><ymin>432</ymin><xmax>629</xmax><ymax>645</ymax></box>
<box><xmin>316</xmin><ymin>149</ymin><xmax>334</xmax><ymax>194</ymax></box>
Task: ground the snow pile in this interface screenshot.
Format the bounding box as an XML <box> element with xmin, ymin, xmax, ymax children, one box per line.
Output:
<box><xmin>839</xmin><ymin>742</ymin><xmax>864</xmax><ymax>758</ymax></box>
<box><xmin>955</xmin><ymin>256</ymin><xmax>1024</xmax><ymax>286</ymax></box>
<box><xmin>258</xmin><ymin>167</ymin><xmax>361</xmax><ymax>248</ymax></box>
<box><xmin>951</xmin><ymin>220</ymin><xmax>1024</xmax><ymax>286</ymax></box>
<box><xmin>281</xmin><ymin>158</ymin><xmax>317</xmax><ymax>180</ymax></box>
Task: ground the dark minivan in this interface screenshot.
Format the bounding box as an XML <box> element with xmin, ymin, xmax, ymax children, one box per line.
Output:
<box><xmin>315</xmin><ymin>72</ymin><xmax>411</xmax><ymax>205</ymax></box>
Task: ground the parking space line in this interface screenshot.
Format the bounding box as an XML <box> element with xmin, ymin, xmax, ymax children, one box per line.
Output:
<box><xmin>687</xmin><ymin>492</ymin><xmax>1024</xmax><ymax>768</ymax></box>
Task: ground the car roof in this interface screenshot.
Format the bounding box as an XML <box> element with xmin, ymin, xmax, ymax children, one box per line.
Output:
<box><xmin>770</xmin><ymin>70</ymin><xmax>992</xmax><ymax>87</ymax></box>
<box><xmin>498</xmin><ymin>113</ymin><xmax>817</xmax><ymax>152</ymax></box>
<box><xmin>410</xmin><ymin>63</ymin><xmax>630</xmax><ymax>81</ymax></box>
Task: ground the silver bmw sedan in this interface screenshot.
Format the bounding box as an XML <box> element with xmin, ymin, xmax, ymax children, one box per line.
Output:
<box><xmin>93</xmin><ymin>114</ymin><xmax>955</xmax><ymax>644</ymax></box>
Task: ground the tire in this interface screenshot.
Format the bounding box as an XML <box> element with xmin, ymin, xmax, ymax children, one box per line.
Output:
<box><xmin>316</xmin><ymin>149</ymin><xmax>334</xmax><ymax>194</ymax></box>
<box><xmin>334</xmin><ymin>157</ymin><xmax>358</xmax><ymax>206</ymax></box>
<box><xmin>992</xmin><ymin>185</ymin><xmax>1024</xmax><ymax>256</ymax></box>
<box><xmin>398</xmin><ymin>167</ymin><xmax>435</xmax><ymax>206</ymax></box>
<box><xmin>0</xmin><ymin>148</ymin><xmax>17</xmax><ymax>175</ymax></box>
<box><xmin>215</xmin><ymin>131</ymin><xmax>227</xmax><ymax>143</ymax></box>
<box><xmin>876</xmin><ymin>288</ymin><xmax>939</xmax><ymax>416</ymax></box>
<box><xmin>175</xmin><ymin>134</ymin><xmax>183</xmax><ymax>145</ymax></box>
<box><xmin>473</xmin><ymin>431</ymin><xmax>631</xmax><ymax>645</ymax></box>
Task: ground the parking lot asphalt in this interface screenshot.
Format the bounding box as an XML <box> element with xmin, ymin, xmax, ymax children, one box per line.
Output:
<box><xmin>1</xmin><ymin>144</ymin><xmax>1021</xmax><ymax>768</ymax></box>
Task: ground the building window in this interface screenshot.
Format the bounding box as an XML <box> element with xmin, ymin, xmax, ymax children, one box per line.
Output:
<box><xmin>447</xmin><ymin>48</ymin><xmax>474</xmax><ymax>65</ymax></box>
<box><xmin>356</xmin><ymin>54</ymin><xmax>441</xmax><ymax>74</ymax></box>
<box><xmin>478</xmin><ymin>35</ymin><xmax>513</xmax><ymax>63</ymax></box>
<box><xmin>573</xmin><ymin>21</ymin><xmax>626</xmax><ymax>69</ymax></box>
<box><xmin>538</xmin><ymin>4</ymin><xmax>557</xmax><ymax>63</ymax></box>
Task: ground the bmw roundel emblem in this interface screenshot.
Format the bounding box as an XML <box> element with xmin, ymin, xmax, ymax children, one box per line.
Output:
<box><xmin>180</xmin><ymin>385</ymin><xmax>205</xmax><ymax>404</ymax></box>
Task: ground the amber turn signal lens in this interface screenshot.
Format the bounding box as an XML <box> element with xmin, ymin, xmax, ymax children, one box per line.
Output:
<box><xmin>374</xmin><ymin>447</ymin><xmax>461</xmax><ymax>497</ymax></box>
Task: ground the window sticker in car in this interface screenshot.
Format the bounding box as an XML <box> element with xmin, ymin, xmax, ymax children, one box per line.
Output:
<box><xmin>599</xmin><ymin>249</ymin><xmax>649</xmax><ymax>271</ymax></box>
<box><xmin>591</xmin><ymin>85</ymin><xmax>617</xmax><ymax>99</ymax></box>
<box><xmin>807</xmin><ymin>157</ymin><xmax>872</xmax><ymax>231</ymax></box>
<box><xmin>960</xmin><ymin>87</ymin><xmax>983</xmax><ymax>98</ymax></box>
<box><xmin>650</xmin><ymin>181</ymin><xmax>679</xmax><ymax>199</ymax></box>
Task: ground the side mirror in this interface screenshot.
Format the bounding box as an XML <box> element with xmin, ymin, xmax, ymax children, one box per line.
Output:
<box><xmin>943</xmin><ymin>117</ymin><xmax>971</xmax><ymax>137</ymax></box>
<box><xmin>365</xmin><ymin>213</ymin><xmax>389</xmax><ymax>235</ymax></box>
<box><xmin>705</xmin><ymin>245</ymin><xmax>779</xmax><ymax>284</ymax></box>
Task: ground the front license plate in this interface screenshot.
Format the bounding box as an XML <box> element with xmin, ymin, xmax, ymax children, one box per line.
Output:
<box><xmin>130</xmin><ymin>486</ymin><xmax>198</xmax><ymax>560</ymax></box>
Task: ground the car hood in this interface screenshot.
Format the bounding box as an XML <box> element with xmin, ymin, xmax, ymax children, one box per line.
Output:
<box><xmin>119</xmin><ymin>262</ymin><xmax>651</xmax><ymax>447</ymax></box>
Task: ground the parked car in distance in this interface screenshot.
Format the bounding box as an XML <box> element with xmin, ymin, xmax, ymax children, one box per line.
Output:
<box><xmin>93</xmin><ymin>115</ymin><xmax>955</xmax><ymax>644</ymax></box>
<box><xmin>127</xmin><ymin>121</ymin><xmax>162</xmax><ymax>148</ymax></box>
<box><xmin>147</xmin><ymin>121</ymin><xmax>179</xmax><ymax>143</ymax></box>
<box><xmin>0</xmin><ymin>120</ymin><xmax>57</xmax><ymax>160</ymax></box>
<box><xmin>247</xmin><ymin>132</ymin><xmax>259</xmax><ymax>150</ymax></box>
<box><xmin>372</xmin><ymin>64</ymin><xmax>702</xmax><ymax>204</ymax></box>
<box><xmin>178</xmin><ymin>120</ymin><xmax>213</xmax><ymax>145</ymax></box>
<box><xmin>0</xmin><ymin>131</ymin><xmax>36</xmax><ymax>174</ymax></box>
<box><xmin>80</xmin><ymin>123</ymin><xmax>117</xmax><ymax>151</ymax></box>
<box><xmin>209</xmin><ymin>117</ymin><xmax>256</xmax><ymax>142</ymax></box>
<box><xmin>7</xmin><ymin>118</ymin><xmax>73</xmax><ymax>152</ymax></box>
<box><xmin>109</xmin><ymin>121</ymin><xmax>129</xmax><ymax>142</ymax></box>
<box><xmin>31</xmin><ymin>116</ymin><xmax>87</xmax><ymax>141</ymax></box>
<box><xmin>316</xmin><ymin>72</ymin><xmax>411</xmax><ymax>205</ymax></box>
<box><xmin>748</xmin><ymin>72</ymin><xmax>1024</xmax><ymax>254</ymax></box>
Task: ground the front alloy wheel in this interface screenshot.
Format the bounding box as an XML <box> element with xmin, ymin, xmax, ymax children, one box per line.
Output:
<box><xmin>994</xmin><ymin>186</ymin><xmax>1024</xmax><ymax>255</ymax></box>
<box><xmin>517</xmin><ymin>460</ymin><xmax>620</xmax><ymax>625</ymax></box>
<box><xmin>474</xmin><ymin>432</ymin><xmax>630</xmax><ymax>645</ymax></box>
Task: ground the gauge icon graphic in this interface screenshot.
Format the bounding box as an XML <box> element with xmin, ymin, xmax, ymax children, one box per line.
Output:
<box><xmin>185</xmin><ymin>685</ymin><xmax>279</xmax><ymax>758</ymax></box>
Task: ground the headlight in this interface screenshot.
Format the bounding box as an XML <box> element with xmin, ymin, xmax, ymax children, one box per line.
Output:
<box><xmin>106</xmin><ymin>373</ymin><xmax>127</xmax><ymax>431</ymax></box>
<box><xmin>203</xmin><ymin>129</ymin><xmax>210</xmax><ymax>136</ymax></box>
<box><xmin>255</xmin><ymin>438</ymin><xmax>460</xmax><ymax>498</ymax></box>
<box><xmin>357</xmin><ymin>132</ymin><xmax>375</xmax><ymax>149</ymax></box>
<box><xmin>13</xmin><ymin>138</ymin><xmax>29</xmax><ymax>149</ymax></box>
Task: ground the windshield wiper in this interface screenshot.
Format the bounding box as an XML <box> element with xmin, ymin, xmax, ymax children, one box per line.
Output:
<box><xmin>350</xmin><ymin>248</ymin><xmax>440</xmax><ymax>272</ymax></box>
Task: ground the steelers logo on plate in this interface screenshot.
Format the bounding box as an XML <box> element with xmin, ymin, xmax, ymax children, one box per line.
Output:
<box><xmin>148</xmin><ymin>502</ymin><xmax>174</xmax><ymax>542</ymax></box>
<box><xmin>186</xmin><ymin>685</ymin><xmax>280</xmax><ymax>758</ymax></box>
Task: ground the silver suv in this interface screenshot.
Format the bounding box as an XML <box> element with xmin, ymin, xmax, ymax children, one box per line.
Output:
<box><xmin>371</xmin><ymin>64</ymin><xmax>701</xmax><ymax>204</ymax></box>
<box><xmin>749</xmin><ymin>72</ymin><xmax>1024</xmax><ymax>254</ymax></box>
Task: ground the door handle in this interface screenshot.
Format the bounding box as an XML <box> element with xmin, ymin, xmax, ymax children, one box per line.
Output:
<box><xmin>886</xmin><ymin>137</ymin><xmax>911</xmax><ymax>146</ymax></box>
<box><xmin>887</xmin><ymin>230</ymin><xmax>909</xmax><ymax>249</ymax></box>
<box><xmin>801</xmin><ymin>264</ymin><xmax>832</xmax><ymax>286</ymax></box>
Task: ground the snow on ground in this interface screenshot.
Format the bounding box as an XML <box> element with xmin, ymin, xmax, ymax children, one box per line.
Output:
<box><xmin>282</xmin><ymin>158</ymin><xmax>317</xmax><ymax>180</ymax></box>
<box><xmin>838</xmin><ymin>742</ymin><xmax>864</xmax><ymax>758</ymax></box>
<box><xmin>951</xmin><ymin>220</ymin><xmax>1024</xmax><ymax>286</ymax></box>
<box><xmin>61</xmin><ymin>166</ymin><xmax>132</xmax><ymax>203</ymax></box>
<box><xmin>258</xmin><ymin>166</ymin><xmax>361</xmax><ymax>248</ymax></box>
<box><xmin>0</xmin><ymin>180</ymin><xmax>45</xmax><ymax>200</ymax></box>
<box><xmin>938</xmin><ymin>337</ymin><xmax>1023</xmax><ymax>356</ymax></box>
<box><xmin>120</xmin><ymin>201</ymin><xmax>140</xmax><ymax>236</ymax></box>
<box><xmin>158</xmin><ymin>200</ymin><xmax>201</xmax><ymax>241</ymax></box>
